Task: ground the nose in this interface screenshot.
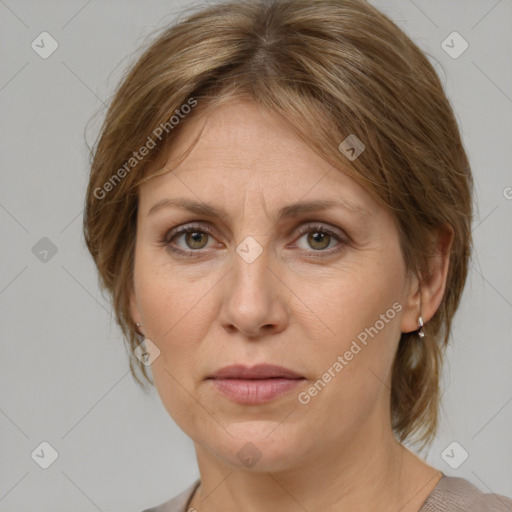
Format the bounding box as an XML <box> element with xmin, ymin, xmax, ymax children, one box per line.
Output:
<box><xmin>218</xmin><ymin>241</ymin><xmax>289</xmax><ymax>339</ymax></box>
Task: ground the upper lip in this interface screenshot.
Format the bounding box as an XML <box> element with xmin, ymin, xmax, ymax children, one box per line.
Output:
<box><xmin>207</xmin><ymin>364</ymin><xmax>304</xmax><ymax>380</ymax></box>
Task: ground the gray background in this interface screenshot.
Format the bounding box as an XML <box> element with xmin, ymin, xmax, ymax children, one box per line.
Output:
<box><xmin>0</xmin><ymin>0</ymin><xmax>511</xmax><ymax>510</ymax></box>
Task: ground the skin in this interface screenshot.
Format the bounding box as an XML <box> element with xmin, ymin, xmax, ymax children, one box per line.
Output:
<box><xmin>129</xmin><ymin>99</ymin><xmax>453</xmax><ymax>512</ymax></box>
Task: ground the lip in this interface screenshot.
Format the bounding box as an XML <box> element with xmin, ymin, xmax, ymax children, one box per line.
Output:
<box><xmin>208</xmin><ymin>364</ymin><xmax>304</xmax><ymax>380</ymax></box>
<box><xmin>207</xmin><ymin>364</ymin><xmax>305</xmax><ymax>405</ymax></box>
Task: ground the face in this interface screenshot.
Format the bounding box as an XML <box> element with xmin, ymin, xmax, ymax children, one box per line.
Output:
<box><xmin>130</xmin><ymin>99</ymin><xmax>419</xmax><ymax>472</ymax></box>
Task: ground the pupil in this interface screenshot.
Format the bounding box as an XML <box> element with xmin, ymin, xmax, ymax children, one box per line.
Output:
<box><xmin>310</xmin><ymin>231</ymin><xmax>329</xmax><ymax>250</ymax></box>
<box><xmin>188</xmin><ymin>232</ymin><xmax>205</xmax><ymax>248</ymax></box>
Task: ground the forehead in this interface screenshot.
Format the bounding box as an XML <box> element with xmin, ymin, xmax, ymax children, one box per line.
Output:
<box><xmin>139</xmin><ymin>99</ymin><xmax>379</xmax><ymax>219</ymax></box>
<box><xmin>170</xmin><ymin>99</ymin><xmax>323</xmax><ymax>171</ymax></box>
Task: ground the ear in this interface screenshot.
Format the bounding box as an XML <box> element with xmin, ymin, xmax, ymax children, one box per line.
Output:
<box><xmin>400</xmin><ymin>224</ymin><xmax>454</xmax><ymax>334</ymax></box>
<box><xmin>129</xmin><ymin>284</ymin><xmax>142</xmax><ymax>328</ymax></box>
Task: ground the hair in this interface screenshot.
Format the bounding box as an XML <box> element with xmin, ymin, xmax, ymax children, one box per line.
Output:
<box><xmin>83</xmin><ymin>0</ymin><xmax>474</xmax><ymax>448</ymax></box>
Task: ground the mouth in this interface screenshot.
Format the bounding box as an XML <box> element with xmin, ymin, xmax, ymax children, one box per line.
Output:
<box><xmin>206</xmin><ymin>364</ymin><xmax>306</xmax><ymax>404</ymax></box>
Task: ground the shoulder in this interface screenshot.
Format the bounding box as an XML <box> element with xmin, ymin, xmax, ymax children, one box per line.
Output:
<box><xmin>140</xmin><ymin>479</ymin><xmax>200</xmax><ymax>512</ymax></box>
<box><xmin>420</xmin><ymin>475</ymin><xmax>512</xmax><ymax>511</ymax></box>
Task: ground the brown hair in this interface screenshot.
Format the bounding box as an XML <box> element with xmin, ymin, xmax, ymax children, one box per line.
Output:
<box><xmin>83</xmin><ymin>0</ymin><xmax>474</xmax><ymax>447</ymax></box>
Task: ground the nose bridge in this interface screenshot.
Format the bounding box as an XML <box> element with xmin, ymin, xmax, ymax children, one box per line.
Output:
<box><xmin>231</xmin><ymin>234</ymin><xmax>272</xmax><ymax>299</ymax></box>
<box><xmin>219</xmin><ymin>233</ymin><xmax>286</xmax><ymax>336</ymax></box>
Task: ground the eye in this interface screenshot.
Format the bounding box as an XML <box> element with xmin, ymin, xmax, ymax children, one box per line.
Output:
<box><xmin>159</xmin><ymin>222</ymin><xmax>347</xmax><ymax>258</ymax></box>
<box><xmin>159</xmin><ymin>223</ymin><xmax>217</xmax><ymax>256</ymax></box>
<box><xmin>293</xmin><ymin>223</ymin><xmax>347</xmax><ymax>256</ymax></box>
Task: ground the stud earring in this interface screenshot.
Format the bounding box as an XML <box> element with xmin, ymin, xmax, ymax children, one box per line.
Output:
<box><xmin>417</xmin><ymin>315</ymin><xmax>425</xmax><ymax>339</ymax></box>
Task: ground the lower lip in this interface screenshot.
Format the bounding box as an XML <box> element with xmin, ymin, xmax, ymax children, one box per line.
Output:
<box><xmin>209</xmin><ymin>378</ymin><xmax>305</xmax><ymax>404</ymax></box>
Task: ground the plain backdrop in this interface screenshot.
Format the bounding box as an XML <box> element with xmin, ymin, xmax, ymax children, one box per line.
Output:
<box><xmin>0</xmin><ymin>0</ymin><xmax>511</xmax><ymax>510</ymax></box>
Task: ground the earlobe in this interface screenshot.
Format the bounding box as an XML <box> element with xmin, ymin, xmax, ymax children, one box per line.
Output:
<box><xmin>400</xmin><ymin>224</ymin><xmax>454</xmax><ymax>334</ymax></box>
<box><xmin>400</xmin><ymin>271</ymin><xmax>422</xmax><ymax>334</ymax></box>
<box><xmin>129</xmin><ymin>289</ymin><xmax>142</xmax><ymax>328</ymax></box>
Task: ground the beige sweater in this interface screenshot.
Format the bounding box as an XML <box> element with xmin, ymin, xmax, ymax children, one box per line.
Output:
<box><xmin>142</xmin><ymin>475</ymin><xmax>512</xmax><ymax>511</ymax></box>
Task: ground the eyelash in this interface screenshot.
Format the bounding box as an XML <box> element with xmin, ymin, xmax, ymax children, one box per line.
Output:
<box><xmin>158</xmin><ymin>222</ymin><xmax>348</xmax><ymax>259</ymax></box>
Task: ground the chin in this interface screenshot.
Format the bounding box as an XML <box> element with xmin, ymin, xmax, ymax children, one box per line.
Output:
<box><xmin>199</xmin><ymin>419</ymin><xmax>313</xmax><ymax>473</ymax></box>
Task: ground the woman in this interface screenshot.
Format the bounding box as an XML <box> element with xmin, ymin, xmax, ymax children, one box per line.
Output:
<box><xmin>83</xmin><ymin>0</ymin><xmax>512</xmax><ymax>510</ymax></box>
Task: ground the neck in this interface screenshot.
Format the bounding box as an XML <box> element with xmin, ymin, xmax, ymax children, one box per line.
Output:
<box><xmin>189</xmin><ymin>419</ymin><xmax>441</xmax><ymax>512</ymax></box>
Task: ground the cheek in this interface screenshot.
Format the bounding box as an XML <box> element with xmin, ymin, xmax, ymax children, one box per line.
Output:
<box><xmin>292</xmin><ymin>249</ymin><xmax>405</xmax><ymax>350</ymax></box>
<box><xmin>133</xmin><ymin>254</ymin><xmax>219</xmax><ymax>426</ymax></box>
<box><xmin>294</xmin><ymin>248</ymin><xmax>405</xmax><ymax>418</ymax></box>
<box><xmin>134</xmin><ymin>249</ymin><xmax>214</xmax><ymax>345</ymax></box>
<box><xmin>150</xmin><ymin>361</ymin><xmax>206</xmax><ymax>442</ymax></box>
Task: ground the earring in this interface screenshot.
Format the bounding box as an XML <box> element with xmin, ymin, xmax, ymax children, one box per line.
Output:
<box><xmin>417</xmin><ymin>315</ymin><xmax>425</xmax><ymax>339</ymax></box>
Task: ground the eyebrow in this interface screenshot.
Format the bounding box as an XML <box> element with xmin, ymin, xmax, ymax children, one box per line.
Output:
<box><xmin>147</xmin><ymin>196</ymin><xmax>371</xmax><ymax>223</ymax></box>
